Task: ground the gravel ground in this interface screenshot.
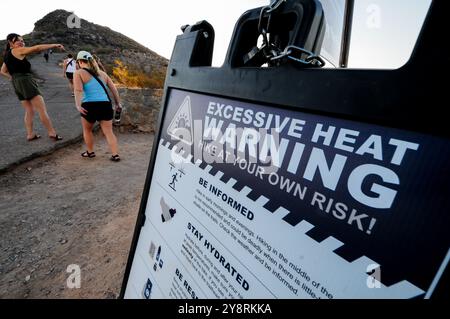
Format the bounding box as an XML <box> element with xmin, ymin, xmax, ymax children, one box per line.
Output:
<box><xmin>0</xmin><ymin>129</ymin><xmax>154</xmax><ymax>298</ymax></box>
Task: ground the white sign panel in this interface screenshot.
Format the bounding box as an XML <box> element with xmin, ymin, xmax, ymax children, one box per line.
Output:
<box><xmin>124</xmin><ymin>89</ymin><xmax>450</xmax><ymax>299</ymax></box>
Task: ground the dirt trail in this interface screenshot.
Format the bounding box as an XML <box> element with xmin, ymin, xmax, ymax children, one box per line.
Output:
<box><xmin>0</xmin><ymin>130</ymin><xmax>154</xmax><ymax>298</ymax></box>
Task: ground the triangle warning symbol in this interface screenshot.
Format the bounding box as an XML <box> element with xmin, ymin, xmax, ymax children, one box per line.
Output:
<box><xmin>167</xmin><ymin>95</ymin><xmax>194</xmax><ymax>145</ymax></box>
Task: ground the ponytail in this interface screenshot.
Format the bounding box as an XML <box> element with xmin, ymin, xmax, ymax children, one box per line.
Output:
<box><xmin>87</xmin><ymin>57</ymin><xmax>100</xmax><ymax>76</ymax></box>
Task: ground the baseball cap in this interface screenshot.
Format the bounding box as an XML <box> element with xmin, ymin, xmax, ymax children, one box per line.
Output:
<box><xmin>76</xmin><ymin>50</ymin><xmax>93</xmax><ymax>61</ymax></box>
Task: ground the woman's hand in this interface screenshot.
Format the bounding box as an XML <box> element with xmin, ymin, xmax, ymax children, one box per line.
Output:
<box><xmin>115</xmin><ymin>103</ymin><xmax>123</xmax><ymax>112</ymax></box>
<box><xmin>54</xmin><ymin>44</ymin><xmax>65</xmax><ymax>51</ymax></box>
<box><xmin>77</xmin><ymin>106</ymin><xmax>88</xmax><ymax>115</ymax></box>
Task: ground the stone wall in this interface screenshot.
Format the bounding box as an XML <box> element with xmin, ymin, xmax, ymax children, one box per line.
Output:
<box><xmin>117</xmin><ymin>88</ymin><xmax>163</xmax><ymax>133</ymax></box>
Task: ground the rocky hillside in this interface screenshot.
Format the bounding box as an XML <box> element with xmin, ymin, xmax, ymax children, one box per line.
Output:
<box><xmin>1</xmin><ymin>10</ymin><xmax>168</xmax><ymax>88</ymax></box>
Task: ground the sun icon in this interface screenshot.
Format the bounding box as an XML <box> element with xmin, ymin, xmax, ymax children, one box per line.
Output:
<box><xmin>175</xmin><ymin>113</ymin><xmax>190</xmax><ymax>129</ymax></box>
<box><xmin>168</xmin><ymin>95</ymin><xmax>194</xmax><ymax>145</ymax></box>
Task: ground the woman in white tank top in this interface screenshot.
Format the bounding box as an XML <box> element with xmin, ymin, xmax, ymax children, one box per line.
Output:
<box><xmin>63</xmin><ymin>54</ymin><xmax>76</xmax><ymax>96</ymax></box>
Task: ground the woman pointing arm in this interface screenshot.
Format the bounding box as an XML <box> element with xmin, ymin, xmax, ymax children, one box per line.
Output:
<box><xmin>3</xmin><ymin>33</ymin><xmax>64</xmax><ymax>141</ymax></box>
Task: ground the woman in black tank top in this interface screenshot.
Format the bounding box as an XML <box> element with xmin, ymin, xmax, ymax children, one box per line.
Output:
<box><xmin>0</xmin><ymin>33</ymin><xmax>64</xmax><ymax>141</ymax></box>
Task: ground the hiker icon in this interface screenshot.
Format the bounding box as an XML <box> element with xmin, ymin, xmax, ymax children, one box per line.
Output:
<box><xmin>169</xmin><ymin>172</ymin><xmax>178</xmax><ymax>191</ymax></box>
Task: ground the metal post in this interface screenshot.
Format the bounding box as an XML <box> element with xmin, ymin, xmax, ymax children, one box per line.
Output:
<box><xmin>339</xmin><ymin>0</ymin><xmax>354</xmax><ymax>68</ymax></box>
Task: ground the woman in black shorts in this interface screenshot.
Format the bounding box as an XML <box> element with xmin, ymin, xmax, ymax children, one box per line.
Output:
<box><xmin>0</xmin><ymin>33</ymin><xmax>63</xmax><ymax>141</ymax></box>
<box><xmin>73</xmin><ymin>51</ymin><xmax>122</xmax><ymax>161</ymax></box>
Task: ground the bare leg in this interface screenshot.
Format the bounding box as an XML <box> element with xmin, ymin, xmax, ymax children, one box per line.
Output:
<box><xmin>20</xmin><ymin>100</ymin><xmax>36</xmax><ymax>139</ymax></box>
<box><xmin>68</xmin><ymin>79</ymin><xmax>74</xmax><ymax>94</ymax></box>
<box><xmin>30</xmin><ymin>95</ymin><xmax>57</xmax><ymax>137</ymax></box>
<box><xmin>100</xmin><ymin>120</ymin><xmax>118</xmax><ymax>155</ymax></box>
<box><xmin>81</xmin><ymin>118</ymin><xmax>95</xmax><ymax>152</ymax></box>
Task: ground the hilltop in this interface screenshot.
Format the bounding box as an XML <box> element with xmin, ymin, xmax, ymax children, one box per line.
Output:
<box><xmin>1</xmin><ymin>10</ymin><xmax>168</xmax><ymax>88</ymax></box>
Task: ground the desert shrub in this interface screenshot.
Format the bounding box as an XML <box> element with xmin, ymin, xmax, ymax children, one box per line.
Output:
<box><xmin>53</xmin><ymin>30</ymin><xmax>67</xmax><ymax>37</ymax></box>
<box><xmin>112</xmin><ymin>59</ymin><xmax>166</xmax><ymax>89</ymax></box>
<box><xmin>95</xmin><ymin>48</ymin><xmax>114</xmax><ymax>55</ymax></box>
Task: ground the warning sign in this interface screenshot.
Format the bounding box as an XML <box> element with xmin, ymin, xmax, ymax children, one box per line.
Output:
<box><xmin>167</xmin><ymin>96</ymin><xmax>194</xmax><ymax>145</ymax></box>
<box><xmin>123</xmin><ymin>89</ymin><xmax>450</xmax><ymax>299</ymax></box>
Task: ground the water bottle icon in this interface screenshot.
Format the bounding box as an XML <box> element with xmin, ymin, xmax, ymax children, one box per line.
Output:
<box><xmin>156</xmin><ymin>246</ymin><xmax>161</xmax><ymax>261</ymax></box>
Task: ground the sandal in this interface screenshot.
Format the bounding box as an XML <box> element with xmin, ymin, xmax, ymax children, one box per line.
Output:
<box><xmin>27</xmin><ymin>134</ymin><xmax>41</xmax><ymax>141</ymax></box>
<box><xmin>110</xmin><ymin>154</ymin><xmax>121</xmax><ymax>162</ymax></box>
<box><xmin>81</xmin><ymin>151</ymin><xmax>96</xmax><ymax>158</ymax></box>
<box><xmin>49</xmin><ymin>134</ymin><xmax>63</xmax><ymax>141</ymax></box>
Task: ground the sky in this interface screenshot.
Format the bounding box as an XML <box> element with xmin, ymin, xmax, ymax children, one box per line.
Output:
<box><xmin>0</xmin><ymin>0</ymin><xmax>432</xmax><ymax>68</ymax></box>
<box><xmin>348</xmin><ymin>0</ymin><xmax>432</xmax><ymax>68</ymax></box>
<box><xmin>0</xmin><ymin>0</ymin><xmax>268</xmax><ymax>66</ymax></box>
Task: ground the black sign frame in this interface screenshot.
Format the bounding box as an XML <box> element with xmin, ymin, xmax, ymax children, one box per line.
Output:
<box><xmin>120</xmin><ymin>0</ymin><xmax>449</xmax><ymax>299</ymax></box>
